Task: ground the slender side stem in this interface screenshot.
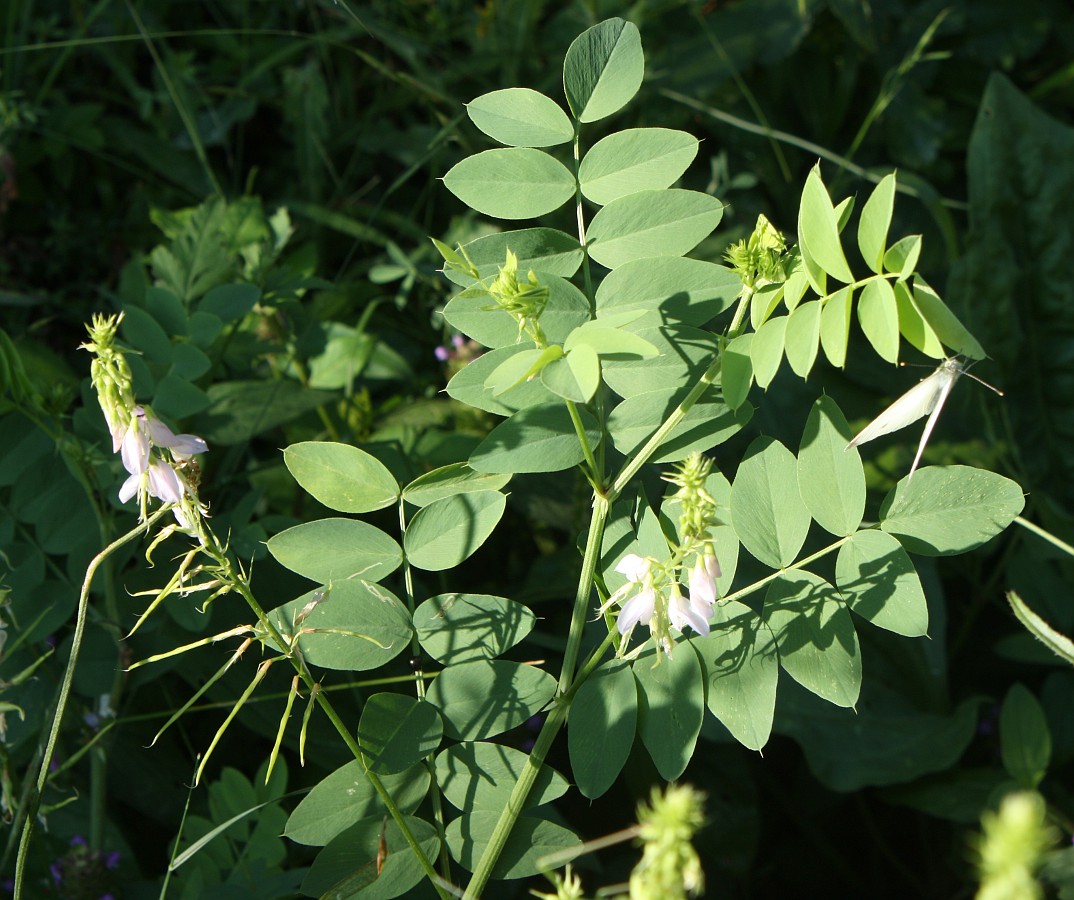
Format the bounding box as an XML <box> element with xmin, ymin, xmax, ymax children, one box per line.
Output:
<box><xmin>564</xmin><ymin>400</ymin><xmax>599</xmax><ymax>483</ymax></box>
<box><xmin>14</xmin><ymin>507</ymin><xmax>169</xmax><ymax>900</ymax></box>
<box><xmin>207</xmin><ymin>531</ymin><xmax>449</xmax><ymax>898</ymax></box>
<box><xmin>1015</xmin><ymin>515</ymin><xmax>1074</xmax><ymax>559</ymax></box>
<box><xmin>719</xmin><ymin>535</ymin><xmax>853</xmax><ymax>607</ymax></box>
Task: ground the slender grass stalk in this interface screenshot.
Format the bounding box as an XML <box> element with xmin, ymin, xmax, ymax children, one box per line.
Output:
<box><xmin>14</xmin><ymin>507</ymin><xmax>169</xmax><ymax>900</ymax></box>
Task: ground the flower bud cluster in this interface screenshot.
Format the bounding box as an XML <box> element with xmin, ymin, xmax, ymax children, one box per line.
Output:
<box><xmin>724</xmin><ymin>213</ymin><xmax>788</xmax><ymax>291</ymax></box>
<box><xmin>82</xmin><ymin>314</ymin><xmax>208</xmax><ymax>526</ymax></box>
<box><xmin>629</xmin><ymin>783</ymin><xmax>706</xmax><ymax>899</ymax></box>
<box><xmin>487</xmin><ymin>249</ymin><xmax>550</xmax><ymax>345</ymax></box>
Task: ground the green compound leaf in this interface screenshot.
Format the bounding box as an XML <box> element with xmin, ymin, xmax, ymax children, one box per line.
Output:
<box><xmin>764</xmin><ymin>571</ymin><xmax>861</xmax><ymax>708</ymax></box>
<box><xmin>284</xmin><ymin>441</ymin><xmax>399</xmax><ymax>514</ymax></box>
<box><xmin>402</xmin><ymin>463</ymin><xmax>511</xmax><ymax>508</ymax></box>
<box><xmin>267</xmin><ymin>518</ymin><xmax>402</xmax><ymax>584</ymax></box>
<box><xmin>607</xmin><ymin>385</ymin><xmax>751</xmax><ymax>463</ymax></box>
<box><xmin>835</xmin><ymin>530</ymin><xmax>928</xmax><ymax>637</ymax></box>
<box><xmin>565</xmin><ymin>345</ymin><xmax>601</xmax><ymax>402</ymax></box>
<box><xmin>446</xmin><ymin>342</ymin><xmax>557</xmax><ymax>415</ymax></box>
<box><xmin>858</xmin><ymin>278</ymin><xmax>900</xmax><ymax>363</ymax></box>
<box><xmin>469</xmin><ymin>403</ymin><xmax>602</xmax><ymax>474</ymax></box>
<box><xmin>443</xmin><ymin>274</ymin><xmax>590</xmax><ymax>350</ymax></box>
<box><xmin>730</xmin><ymin>437</ymin><xmax>812</xmax><ymax>568</ymax></box>
<box><xmin>357</xmin><ymin>694</ymin><xmax>443</xmax><ymax>775</ymax></box>
<box><xmin>634</xmin><ymin>646</ymin><xmax>704</xmax><ymax>780</ymax></box>
<box><xmin>720</xmin><ymin>333</ymin><xmax>754</xmax><ymax>410</ymax></box>
<box><xmin>693</xmin><ymin>600</ymin><xmax>778</xmax><ymax>752</ymax></box>
<box><xmin>895</xmin><ymin>281</ymin><xmax>945</xmax><ymax>359</ymax></box>
<box><xmin>435</xmin><ymin>742</ymin><xmax>569</xmax><ymax>813</ymax></box>
<box><xmin>563</xmin><ymin>321</ymin><xmax>659</xmax><ymax>359</ymax></box>
<box><xmin>750</xmin><ymin>315</ymin><xmax>787</xmax><ymax>389</ymax></box>
<box><xmin>1000</xmin><ymin>683</ymin><xmax>1051</xmax><ymax>789</ymax></box>
<box><xmin>883</xmin><ymin>234</ymin><xmax>921</xmax><ymax>282</ymax></box>
<box><xmin>484</xmin><ymin>345</ymin><xmax>560</xmax><ymax>397</ymax></box>
<box><xmin>857</xmin><ymin>173</ymin><xmax>896</xmax><ymax>274</ymax></box>
<box><xmin>415</xmin><ymin>593</ymin><xmax>536</xmax><ymax>665</ymax></box>
<box><xmin>563</xmin><ymin>17</ymin><xmax>644</xmax><ymax>124</ymax></box>
<box><xmin>466</xmin><ymin>87</ymin><xmax>574</xmax><ymax>147</ymax></box>
<box><xmin>426</xmin><ymin>659</ymin><xmax>555</xmax><ymax>741</ymax></box>
<box><xmin>819</xmin><ymin>286</ymin><xmax>853</xmax><ymax>368</ymax></box>
<box><xmin>797</xmin><ymin>396</ymin><xmax>866</xmax><ymax>537</ymax></box>
<box><xmin>879</xmin><ymin>466</ymin><xmax>1025</xmax><ymax>556</ymax></box>
<box><xmin>441</xmin><ymin>228</ymin><xmax>583</xmax><ymax>288</ymax></box>
<box><xmin>302</xmin><ymin>814</ymin><xmax>439</xmax><ymax>900</ymax></box>
<box><xmin>585</xmin><ymin>189</ymin><xmax>724</xmax><ymax>270</ymax></box>
<box><xmin>798</xmin><ymin>165</ymin><xmax>854</xmax><ymax>284</ymax></box>
<box><xmin>594</xmin><ymin>257</ymin><xmax>740</xmax><ymax>329</ymax></box>
<box><xmin>285</xmin><ymin>762</ymin><xmax>429</xmax><ymax>846</ymax></box>
<box><xmin>403</xmin><ymin>490</ymin><xmax>506</xmax><ymax>571</ymax></box>
<box><xmin>601</xmin><ymin>324</ymin><xmax>718</xmax><ymax>400</ymax></box>
<box><xmin>268</xmin><ymin>581</ymin><xmax>412</xmax><ymax>672</ymax></box>
<box><xmin>579</xmin><ymin>127</ymin><xmax>698</xmax><ymax>205</ymax></box>
<box><xmin>910</xmin><ymin>281</ymin><xmax>985</xmax><ymax>360</ymax></box>
<box><xmin>446</xmin><ymin>812</ymin><xmax>581</xmax><ymax>879</ymax></box>
<box><xmin>540</xmin><ymin>354</ymin><xmax>591</xmax><ymax>402</ymax></box>
<box><xmin>568</xmin><ymin>659</ymin><xmax>637</xmax><ymax>799</ymax></box>
<box><xmin>443</xmin><ymin>148</ymin><xmax>575</xmax><ymax>219</ymax></box>
<box><xmin>784</xmin><ymin>299</ymin><xmax>822</xmax><ymax>378</ymax></box>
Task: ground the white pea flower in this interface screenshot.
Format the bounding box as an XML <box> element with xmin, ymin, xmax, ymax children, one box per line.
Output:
<box><xmin>688</xmin><ymin>549</ymin><xmax>721</xmax><ymax>608</ymax></box>
<box><xmin>668</xmin><ymin>581</ymin><xmax>712</xmax><ymax>638</ymax></box>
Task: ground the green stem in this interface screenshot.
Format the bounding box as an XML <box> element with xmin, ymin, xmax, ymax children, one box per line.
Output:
<box><xmin>564</xmin><ymin>400</ymin><xmax>600</xmax><ymax>484</ymax></box>
<box><xmin>1014</xmin><ymin>515</ymin><xmax>1074</xmax><ymax>559</ymax></box>
<box><xmin>720</xmin><ymin>534</ymin><xmax>854</xmax><ymax>607</ymax></box>
<box><xmin>14</xmin><ymin>507</ymin><xmax>169</xmax><ymax>900</ymax></box>
<box><xmin>463</xmin><ymin>632</ymin><xmax>616</xmax><ymax>900</ymax></box>
<box><xmin>559</xmin><ymin>494</ymin><xmax>610</xmax><ymax>693</ymax></box>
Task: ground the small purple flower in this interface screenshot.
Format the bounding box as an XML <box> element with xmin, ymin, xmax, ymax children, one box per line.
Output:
<box><xmin>434</xmin><ymin>345</ymin><xmax>450</xmax><ymax>362</ymax></box>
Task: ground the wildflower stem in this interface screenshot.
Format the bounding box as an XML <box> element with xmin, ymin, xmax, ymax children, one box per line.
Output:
<box><xmin>14</xmin><ymin>506</ymin><xmax>170</xmax><ymax>900</ymax></box>
<box><xmin>559</xmin><ymin>494</ymin><xmax>610</xmax><ymax>693</ymax></box>
<box><xmin>465</xmin><ymin>630</ymin><xmax>616</xmax><ymax>899</ymax></box>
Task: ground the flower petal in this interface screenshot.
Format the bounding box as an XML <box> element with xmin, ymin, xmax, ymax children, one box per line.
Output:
<box><xmin>618</xmin><ymin>588</ymin><xmax>656</xmax><ymax>634</ymax></box>
<box><xmin>689</xmin><ymin>554</ymin><xmax>718</xmax><ymax>607</ymax></box>
<box><xmin>669</xmin><ymin>592</ymin><xmax>711</xmax><ymax>637</ymax></box>
<box><xmin>147</xmin><ymin>461</ymin><xmax>184</xmax><ymax>504</ymax></box>
<box><xmin>615</xmin><ymin>553</ymin><xmax>651</xmax><ymax>583</ymax></box>
<box><xmin>118</xmin><ymin>472</ymin><xmax>141</xmax><ymax>503</ymax></box>
<box><xmin>119</xmin><ymin>418</ymin><xmax>150</xmax><ymax>475</ymax></box>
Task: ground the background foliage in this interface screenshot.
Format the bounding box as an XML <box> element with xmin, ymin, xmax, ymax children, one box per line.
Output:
<box><xmin>3</xmin><ymin>0</ymin><xmax>1074</xmax><ymax>897</ymax></box>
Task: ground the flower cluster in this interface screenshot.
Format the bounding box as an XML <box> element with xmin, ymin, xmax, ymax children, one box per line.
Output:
<box><xmin>603</xmin><ymin>453</ymin><xmax>723</xmax><ymax>658</ymax></box>
<box><xmin>723</xmin><ymin>213</ymin><xmax>788</xmax><ymax>291</ymax></box>
<box><xmin>82</xmin><ymin>314</ymin><xmax>207</xmax><ymax>526</ymax></box>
